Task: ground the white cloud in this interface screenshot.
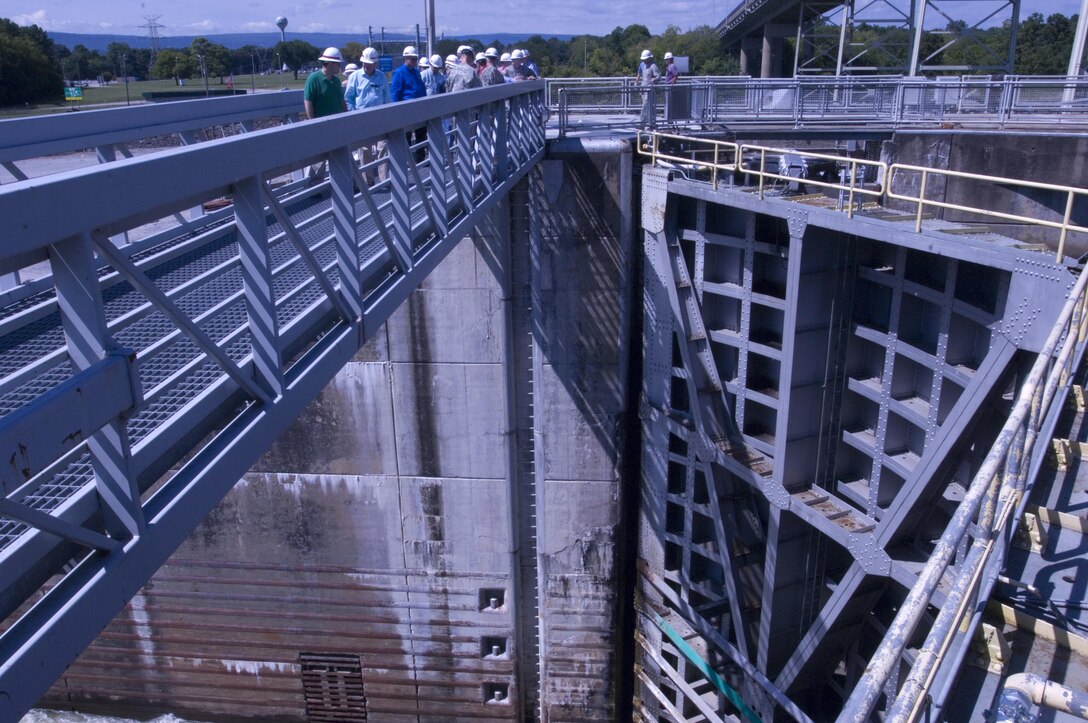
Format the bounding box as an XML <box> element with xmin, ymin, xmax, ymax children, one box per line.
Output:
<box><xmin>12</xmin><ymin>9</ymin><xmax>48</xmax><ymax>26</ymax></box>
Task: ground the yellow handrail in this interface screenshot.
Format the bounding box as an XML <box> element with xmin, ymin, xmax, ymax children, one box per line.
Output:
<box><xmin>638</xmin><ymin>131</ymin><xmax>1088</xmax><ymax>262</ymax></box>
<box><xmin>887</xmin><ymin>164</ymin><xmax>1088</xmax><ymax>261</ymax></box>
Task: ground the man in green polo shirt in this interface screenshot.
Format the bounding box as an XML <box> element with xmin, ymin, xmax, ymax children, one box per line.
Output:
<box><xmin>303</xmin><ymin>47</ymin><xmax>348</xmax><ymax>184</ymax></box>
<box><xmin>304</xmin><ymin>47</ymin><xmax>348</xmax><ymax>119</ymax></box>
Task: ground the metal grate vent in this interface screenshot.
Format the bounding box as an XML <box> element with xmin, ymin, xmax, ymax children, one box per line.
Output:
<box><xmin>299</xmin><ymin>652</ymin><xmax>367</xmax><ymax>722</ymax></box>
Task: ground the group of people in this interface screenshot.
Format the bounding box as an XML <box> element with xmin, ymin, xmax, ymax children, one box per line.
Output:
<box><xmin>635</xmin><ymin>49</ymin><xmax>680</xmax><ymax>126</ymax></box>
<box><xmin>302</xmin><ymin>44</ymin><xmax>541</xmax><ymax>183</ymax></box>
<box><xmin>304</xmin><ymin>43</ymin><xmax>542</xmax><ymax>121</ymax></box>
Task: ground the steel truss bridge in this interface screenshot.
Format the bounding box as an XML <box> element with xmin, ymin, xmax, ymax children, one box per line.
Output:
<box><xmin>1</xmin><ymin>79</ymin><xmax>1087</xmax><ymax>723</ymax></box>
<box><xmin>0</xmin><ymin>82</ymin><xmax>545</xmax><ymax>719</ymax></box>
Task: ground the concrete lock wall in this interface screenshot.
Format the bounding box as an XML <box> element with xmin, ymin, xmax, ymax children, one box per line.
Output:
<box><xmin>39</xmin><ymin>140</ymin><xmax>637</xmax><ymax>721</ymax></box>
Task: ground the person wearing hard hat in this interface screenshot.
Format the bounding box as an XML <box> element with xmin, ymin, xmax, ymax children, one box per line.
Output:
<box><xmin>499</xmin><ymin>52</ymin><xmax>514</xmax><ymax>80</ymax></box>
<box><xmin>510</xmin><ymin>49</ymin><xmax>537</xmax><ymax>81</ymax></box>
<box><xmin>345</xmin><ymin>47</ymin><xmax>390</xmax><ymax>110</ymax></box>
<box><xmin>663</xmin><ymin>52</ymin><xmax>679</xmax><ymax>84</ymax></box>
<box><xmin>304</xmin><ymin>47</ymin><xmax>347</xmax><ymax>120</ymax></box>
<box><xmin>391</xmin><ymin>45</ymin><xmax>426</xmax><ymax>102</ymax></box>
<box><xmin>420</xmin><ymin>54</ymin><xmax>440</xmax><ymax>96</ymax></box>
<box><xmin>480</xmin><ymin>47</ymin><xmax>504</xmax><ymax>86</ymax></box>
<box><xmin>345</xmin><ymin>47</ymin><xmax>391</xmax><ymax>185</ymax></box>
<box><xmin>474</xmin><ymin>52</ymin><xmax>487</xmax><ymax>77</ymax></box>
<box><xmin>303</xmin><ymin>47</ymin><xmax>348</xmax><ymax>184</ymax></box>
<box><xmin>636</xmin><ymin>49</ymin><xmax>660</xmax><ymax>128</ymax></box>
<box><xmin>391</xmin><ymin>46</ymin><xmax>428</xmax><ymax>161</ymax></box>
<box><xmin>446</xmin><ymin>45</ymin><xmax>481</xmax><ymax>93</ymax></box>
<box><xmin>521</xmin><ymin>48</ymin><xmax>541</xmax><ymax>79</ymax></box>
<box><xmin>341</xmin><ymin>63</ymin><xmax>358</xmax><ymax>90</ymax></box>
<box><xmin>430</xmin><ymin>54</ymin><xmax>447</xmax><ymax>94</ymax></box>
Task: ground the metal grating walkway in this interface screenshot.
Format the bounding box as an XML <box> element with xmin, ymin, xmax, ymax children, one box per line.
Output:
<box><xmin>0</xmin><ymin>82</ymin><xmax>547</xmax><ymax>720</ymax></box>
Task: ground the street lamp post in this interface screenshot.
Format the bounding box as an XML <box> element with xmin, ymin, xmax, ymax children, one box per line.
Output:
<box><xmin>121</xmin><ymin>53</ymin><xmax>130</xmax><ymax>105</ymax></box>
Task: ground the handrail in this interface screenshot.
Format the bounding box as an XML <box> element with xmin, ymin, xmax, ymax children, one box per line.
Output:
<box><xmin>887</xmin><ymin>164</ymin><xmax>1088</xmax><ymax>260</ymax></box>
<box><xmin>839</xmin><ymin>246</ymin><xmax>1088</xmax><ymax>723</ymax></box>
<box><xmin>0</xmin><ymin>90</ymin><xmax>304</xmax><ymax>167</ymax></box>
<box><xmin>0</xmin><ymin>80</ymin><xmax>547</xmax><ymax>720</ymax></box>
<box><xmin>558</xmin><ymin>76</ymin><xmax>1088</xmax><ymax>136</ymax></box>
<box><xmin>638</xmin><ymin>130</ymin><xmax>1088</xmax><ymax>262</ymax></box>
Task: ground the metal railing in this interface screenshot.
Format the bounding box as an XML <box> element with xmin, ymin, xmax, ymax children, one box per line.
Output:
<box><xmin>0</xmin><ymin>90</ymin><xmax>305</xmax><ymax>182</ymax></box>
<box><xmin>638</xmin><ymin>130</ymin><xmax>1088</xmax><ymax>262</ymax></box>
<box><xmin>840</xmin><ymin>236</ymin><xmax>1088</xmax><ymax>723</ymax></box>
<box><xmin>559</xmin><ymin>75</ymin><xmax>1088</xmax><ymax>136</ymax></box>
<box><xmin>0</xmin><ymin>80</ymin><xmax>546</xmax><ymax>720</ymax></box>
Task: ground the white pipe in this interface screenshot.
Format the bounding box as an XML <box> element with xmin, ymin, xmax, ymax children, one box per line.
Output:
<box><xmin>996</xmin><ymin>673</ymin><xmax>1088</xmax><ymax>722</ymax></box>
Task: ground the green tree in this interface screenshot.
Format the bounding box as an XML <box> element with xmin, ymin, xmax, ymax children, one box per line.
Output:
<box><xmin>0</xmin><ymin>18</ymin><xmax>61</xmax><ymax>104</ymax></box>
<box><xmin>276</xmin><ymin>39</ymin><xmax>320</xmax><ymax>79</ymax></box>
<box><xmin>191</xmin><ymin>37</ymin><xmax>230</xmax><ymax>82</ymax></box>
<box><xmin>0</xmin><ymin>31</ymin><xmax>61</xmax><ymax>105</ymax></box>
<box><xmin>342</xmin><ymin>41</ymin><xmax>365</xmax><ymax>66</ymax></box>
<box><xmin>152</xmin><ymin>48</ymin><xmax>196</xmax><ymax>84</ymax></box>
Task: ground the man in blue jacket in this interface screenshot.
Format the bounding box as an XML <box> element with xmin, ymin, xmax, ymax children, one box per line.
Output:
<box><xmin>391</xmin><ymin>46</ymin><xmax>428</xmax><ymax>161</ymax></box>
<box><xmin>391</xmin><ymin>45</ymin><xmax>426</xmax><ymax>101</ymax></box>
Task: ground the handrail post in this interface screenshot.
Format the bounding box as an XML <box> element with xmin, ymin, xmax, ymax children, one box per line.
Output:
<box><xmin>713</xmin><ymin>142</ymin><xmax>720</xmax><ymax>190</ymax></box>
<box><xmin>1057</xmin><ymin>189</ymin><xmax>1075</xmax><ymax>261</ymax></box>
<box><xmin>916</xmin><ymin>169</ymin><xmax>928</xmax><ymax>232</ymax></box>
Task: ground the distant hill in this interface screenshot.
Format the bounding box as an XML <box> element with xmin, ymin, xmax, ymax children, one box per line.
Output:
<box><xmin>47</xmin><ymin>31</ymin><xmax>575</xmax><ymax>53</ymax></box>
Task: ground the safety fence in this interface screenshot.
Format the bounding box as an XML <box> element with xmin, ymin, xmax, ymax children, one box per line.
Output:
<box><xmin>558</xmin><ymin>75</ymin><xmax>1088</xmax><ymax>136</ymax></box>
<box><xmin>0</xmin><ymin>80</ymin><xmax>546</xmax><ymax>719</ymax></box>
<box><xmin>637</xmin><ymin>130</ymin><xmax>1088</xmax><ymax>262</ymax></box>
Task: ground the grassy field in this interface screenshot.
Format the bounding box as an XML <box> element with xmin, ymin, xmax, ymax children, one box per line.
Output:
<box><xmin>1</xmin><ymin>73</ymin><xmax>308</xmax><ymax>119</ymax></box>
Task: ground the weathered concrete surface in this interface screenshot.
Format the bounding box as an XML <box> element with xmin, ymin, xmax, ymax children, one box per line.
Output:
<box><xmin>882</xmin><ymin>130</ymin><xmax>1088</xmax><ymax>254</ymax></box>
<box><xmin>534</xmin><ymin>138</ymin><xmax>635</xmax><ymax>721</ymax></box>
<box><xmin>40</xmin><ymin>138</ymin><xmax>638</xmax><ymax>722</ymax></box>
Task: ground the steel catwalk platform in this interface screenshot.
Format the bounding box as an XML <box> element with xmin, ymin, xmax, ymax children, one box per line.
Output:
<box><xmin>0</xmin><ymin>82</ymin><xmax>546</xmax><ymax>719</ymax></box>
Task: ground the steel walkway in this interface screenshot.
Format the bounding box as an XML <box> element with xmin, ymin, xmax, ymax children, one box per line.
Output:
<box><xmin>0</xmin><ymin>82</ymin><xmax>546</xmax><ymax>719</ymax></box>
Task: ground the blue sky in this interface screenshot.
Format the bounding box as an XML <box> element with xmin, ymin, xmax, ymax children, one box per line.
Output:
<box><xmin>5</xmin><ymin>0</ymin><xmax>1080</xmax><ymax>38</ymax></box>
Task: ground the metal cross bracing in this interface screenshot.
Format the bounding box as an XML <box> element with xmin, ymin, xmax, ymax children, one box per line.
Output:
<box><xmin>636</xmin><ymin>161</ymin><xmax>1087</xmax><ymax>721</ymax></box>
<box><xmin>0</xmin><ymin>81</ymin><xmax>546</xmax><ymax>719</ymax></box>
<box><xmin>717</xmin><ymin>0</ymin><xmax>1023</xmax><ymax>77</ymax></box>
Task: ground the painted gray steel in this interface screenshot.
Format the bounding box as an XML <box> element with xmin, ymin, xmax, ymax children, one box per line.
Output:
<box><xmin>0</xmin><ymin>81</ymin><xmax>546</xmax><ymax>720</ymax></box>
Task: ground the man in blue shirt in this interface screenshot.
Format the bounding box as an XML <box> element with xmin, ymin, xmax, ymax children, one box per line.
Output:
<box><xmin>391</xmin><ymin>45</ymin><xmax>428</xmax><ymax>162</ymax></box>
<box><xmin>345</xmin><ymin>47</ymin><xmax>391</xmax><ymax>185</ymax></box>
<box><xmin>345</xmin><ymin>46</ymin><xmax>390</xmax><ymax>109</ymax></box>
<box><xmin>391</xmin><ymin>46</ymin><xmax>426</xmax><ymax>101</ymax></box>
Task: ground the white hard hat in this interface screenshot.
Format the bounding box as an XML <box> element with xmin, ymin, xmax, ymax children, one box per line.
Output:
<box><xmin>485</xmin><ymin>47</ymin><xmax>499</xmax><ymax>59</ymax></box>
<box><xmin>360</xmin><ymin>47</ymin><xmax>379</xmax><ymax>64</ymax></box>
<box><xmin>475</xmin><ymin>52</ymin><xmax>486</xmax><ymax>64</ymax></box>
<box><xmin>457</xmin><ymin>44</ymin><xmax>474</xmax><ymax>56</ymax></box>
<box><xmin>419</xmin><ymin>56</ymin><xmax>430</xmax><ymax>67</ymax></box>
<box><xmin>319</xmin><ymin>47</ymin><xmax>343</xmax><ymax>63</ymax></box>
<box><xmin>500</xmin><ymin>52</ymin><xmax>512</xmax><ymax>63</ymax></box>
<box><xmin>402</xmin><ymin>45</ymin><xmax>418</xmax><ymax>57</ymax></box>
<box><xmin>344</xmin><ymin>63</ymin><xmax>358</xmax><ymax>73</ymax></box>
<box><xmin>664</xmin><ymin>52</ymin><xmax>674</xmax><ymax>60</ymax></box>
<box><xmin>445</xmin><ymin>54</ymin><xmax>457</xmax><ymax>67</ymax></box>
<box><xmin>522</xmin><ymin>48</ymin><xmax>531</xmax><ymax>56</ymax></box>
<box><xmin>430</xmin><ymin>54</ymin><xmax>443</xmax><ymax>67</ymax></box>
<box><xmin>640</xmin><ymin>49</ymin><xmax>652</xmax><ymax>61</ymax></box>
<box><xmin>511</xmin><ymin>49</ymin><xmax>526</xmax><ymax>59</ymax></box>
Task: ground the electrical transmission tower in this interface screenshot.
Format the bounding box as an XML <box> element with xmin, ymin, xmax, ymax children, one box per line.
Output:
<box><xmin>140</xmin><ymin>15</ymin><xmax>165</xmax><ymax>69</ymax></box>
